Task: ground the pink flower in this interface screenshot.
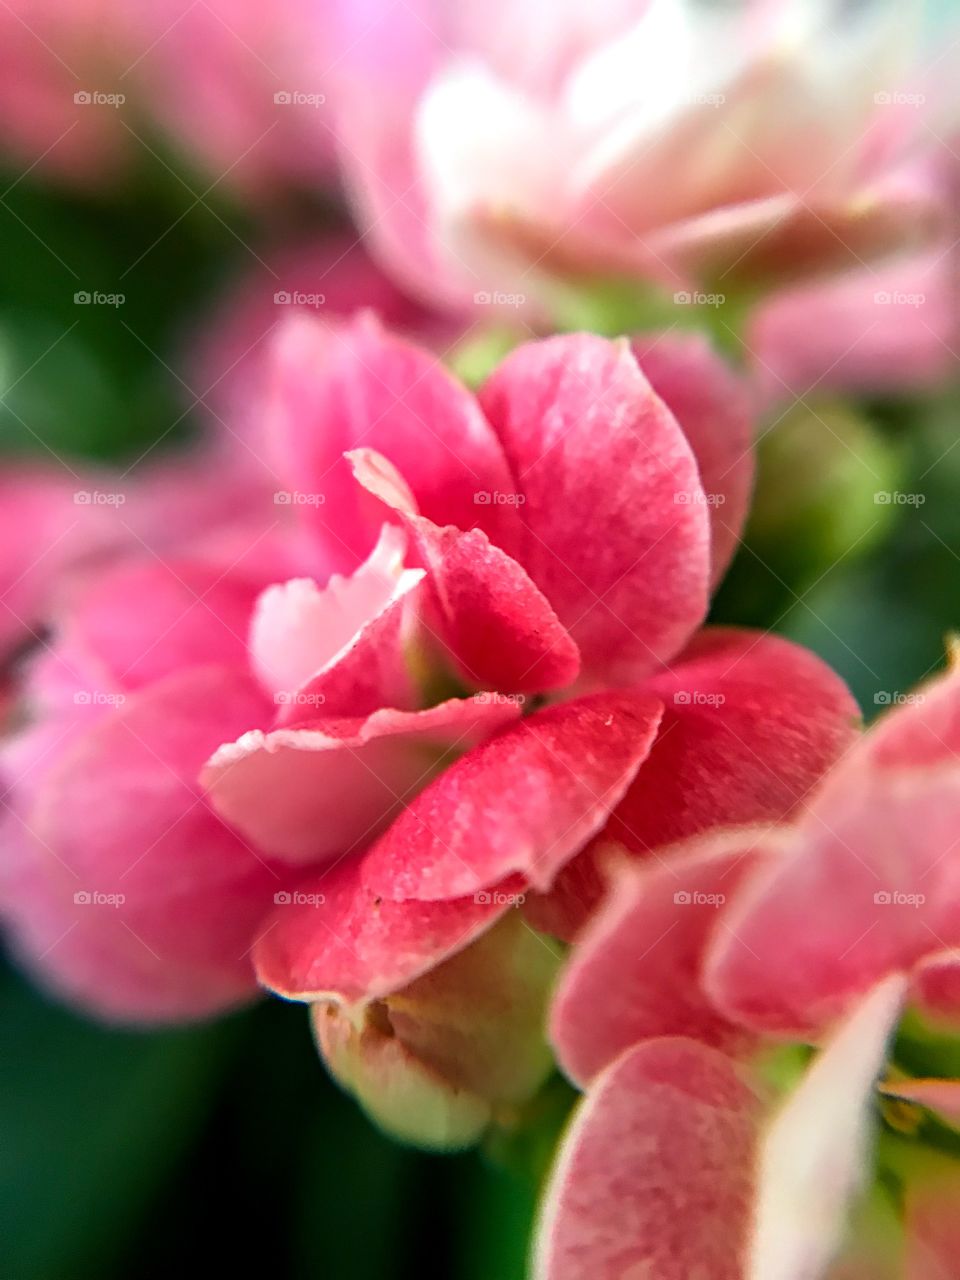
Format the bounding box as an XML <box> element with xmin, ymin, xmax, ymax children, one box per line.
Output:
<box><xmin>2</xmin><ymin>321</ymin><xmax>855</xmax><ymax>1143</ymax></box>
<box><xmin>331</xmin><ymin>0</ymin><xmax>955</xmax><ymax>310</ymax></box>
<box><xmin>534</xmin><ymin>655</ymin><xmax>960</xmax><ymax>1277</ymax></box>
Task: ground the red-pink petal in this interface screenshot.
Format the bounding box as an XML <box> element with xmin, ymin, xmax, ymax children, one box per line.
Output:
<box><xmin>550</xmin><ymin>832</ymin><xmax>776</xmax><ymax>1087</ymax></box>
<box><xmin>632</xmin><ymin>334</ymin><xmax>754</xmax><ymax>586</ymax></box>
<box><xmin>266</xmin><ymin>314</ymin><xmax>517</xmax><ymax>571</ymax></box>
<box><xmin>361</xmin><ymin>690</ymin><xmax>664</xmax><ymax>900</ymax></box>
<box><xmin>912</xmin><ymin>950</ymin><xmax>960</xmax><ymax>1033</ymax></box>
<box><xmin>2</xmin><ymin>666</ymin><xmax>281</xmax><ymax>1022</ymax></box>
<box><xmin>479</xmin><ymin>333</ymin><xmax>711</xmax><ymax>680</ymax></box>
<box><xmin>202</xmin><ymin>695</ymin><xmax>521</xmax><ymax>864</ymax></box>
<box><xmin>349</xmin><ymin>448</ymin><xmax>581</xmax><ymax>693</ymax></box>
<box><xmin>254</xmin><ymin>855</ymin><xmax>514</xmax><ymax>1003</ymax></box>
<box><xmin>905</xmin><ymin>1166</ymin><xmax>960</xmax><ymax>1280</ymax></box>
<box><xmin>880</xmin><ymin>1077</ymin><xmax>960</xmax><ymax>1125</ymax></box>
<box><xmin>528</xmin><ymin>628</ymin><xmax>859</xmax><ymax>939</ymax></box>
<box><xmin>533</xmin><ymin>1038</ymin><xmax>759</xmax><ymax>1280</ymax></box>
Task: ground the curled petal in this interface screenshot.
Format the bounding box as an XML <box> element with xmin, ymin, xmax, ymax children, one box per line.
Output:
<box><xmin>349</xmin><ymin>448</ymin><xmax>581</xmax><ymax>693</ymax></box>
<box><xmin>203</xmin><ymin>695</ymin><xmax>521</xmax><ymax>863</ymax></box>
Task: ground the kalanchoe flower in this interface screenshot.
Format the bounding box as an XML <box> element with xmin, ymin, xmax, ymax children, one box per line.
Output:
<box><xmin>1</xmin><ymin>319</ymin><xmax>856</xmax><ymax>1147</ymax></box>
<box><xmin>330</xmin><ymin>0</ymin><xmax>956</xmax><ymax>312</ymax></box>
<box><xmin>535</xmin><ymin>655</ymin><xmax>960</xmax><ymax>1277</ymax></box>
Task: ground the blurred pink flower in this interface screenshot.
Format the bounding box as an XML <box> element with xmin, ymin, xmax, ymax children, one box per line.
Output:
<box><xmin>0</xmin><ymin>0</ymin><xmax>336</xmax><ymax>192</ymax></box>
<box><xmin>331</xmin><ymin>0</ymin><xmax>956</xmax><ymax>311</ymax></box>
<box><xmin>534</xmin><ymin>655</ymin><xmax>960</xmax><ymax>1278</ymax></box>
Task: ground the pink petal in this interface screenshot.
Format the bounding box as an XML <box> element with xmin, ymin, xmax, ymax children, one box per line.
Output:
<box><xmin>706</xmin><ymin>765</ymin><xmax>960</xmax><ymax>1038</ymax></box>
<box><xmin>750</xmin><ymin>250</ymin><xmax>958</xmax><ymax>406</ymax></box>
<box><xmin>53</xmin><ymin>559</ymin><xmax>263</xmax><ymax>692</ymax></box>
<box><xmin>266</xmin><ymin>314</ymin><xmax>517</xmax><ymax>571</ymax></box>
<box><xmin>349</xmin><ymin>448</ymin><xmax>581</xmax><ymax>693</ymax></box>
<box><xmin>528</xmin><ymin>628</ymin><xmax>859</xmax><ymax>939</ymax></box>
<box><xmin>202</xmin><ymin>695</ymin><xmax>522</xmax><ymax>864</ymax></box>
<box><xmin>631</xmin><ymin>334</ymin><xmax>755</xmax><ymax>587</ymax></box>
<box><xmin>533</xmin><ymin>1037</ymin><xmax>759</xmax><ymax>1280</ymax></box>
<box><xmin>254</xmin><ymin>855</ymin><xmax>513</xmax><ymax>1003</ymax></box>
<box><xmin>2</xmin><ymin>666</ymin><xmax>281</xmax><ymax>1022</ymax></box>
<box><xmin>479</xmin><ymin>333</ymin><xmax>711</xmax><ymax>681</ymax></box>
<box><xmin>249</xmin><ymin>524</ymin><xmax>424</xmax><ymax>717</ymax></box>
<box><xmin>549</xmin><ymin>833</ymin><xmax>775</xmax><ymax>1087</ymax></box>
<box><xmin>360</xmin><ymin>690</ymin><xmax>664</xmax><ymax>901</ymax></box>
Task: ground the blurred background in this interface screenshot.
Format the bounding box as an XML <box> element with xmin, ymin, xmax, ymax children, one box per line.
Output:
<box><xmin>1</xmin><ymin>1</ymin><xmax>959</xmax><ymax>1276</ymax></box>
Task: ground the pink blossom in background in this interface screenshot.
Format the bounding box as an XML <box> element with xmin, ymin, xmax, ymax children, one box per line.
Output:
<box><xmin>0</xmin><ymin>320</ymin><xmax>858</xmax><ymax>1144</ymax></box>
<box><xmin>330</xmin><ymin>0</ymin><xmax>956</xmax><ymax>312</ymax></box>
<box><xmin>0</xmin><ymin>0</ymin><xmax>336</xmax><ymax>193</ymax></box>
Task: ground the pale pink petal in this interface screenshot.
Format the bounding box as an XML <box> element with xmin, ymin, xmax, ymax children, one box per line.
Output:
<box><xmin>632</xmin><ymin>334</ymin><xmax>755</xmax><ymax>586</ymax></box>
<box><xmin>746</xmin><ymin>975</ymin><xmax>906</xmax><ymax>1280</ymax></box>
<box><xmin>533</xmin><ymin>1037</ymin><xmax>759</xmax><ymax>1280</ymax></box>
<box><xmin>349</xmin><ymin>448</ymin><xmax>581</xmax><ymax>693</ymax></box>
<box><xmin>750</xmin><ymin>250</ymin><xmax>958</xmax><ymax>405</ymax></box>
<box><xmin>266</xmin><ymin>314</ymin><xmax>517</xmax><ymax>571</ymax></box>
<box><xmin>360</xmin><ymin>690</ymin><xmax>663</xmax><ymax>900</ymax></box>
<box><xmin>479</xmin><ymin>333</ymin><xmax>711</xmax><ymax>680</ymax></box>
<box><xmin>549</xmin><ymin>833</ymin><xmax>776</xmax><ymax>1087</ymax></box>
<box><xmin>249</xmin><ymin>523</ymin><xmax>425</xmax><ymax>717</ymax></box>
<box><xmin>202</xmin><ymin>695</ymin><xmax>521</xmax><ymax>864</ymax></box>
